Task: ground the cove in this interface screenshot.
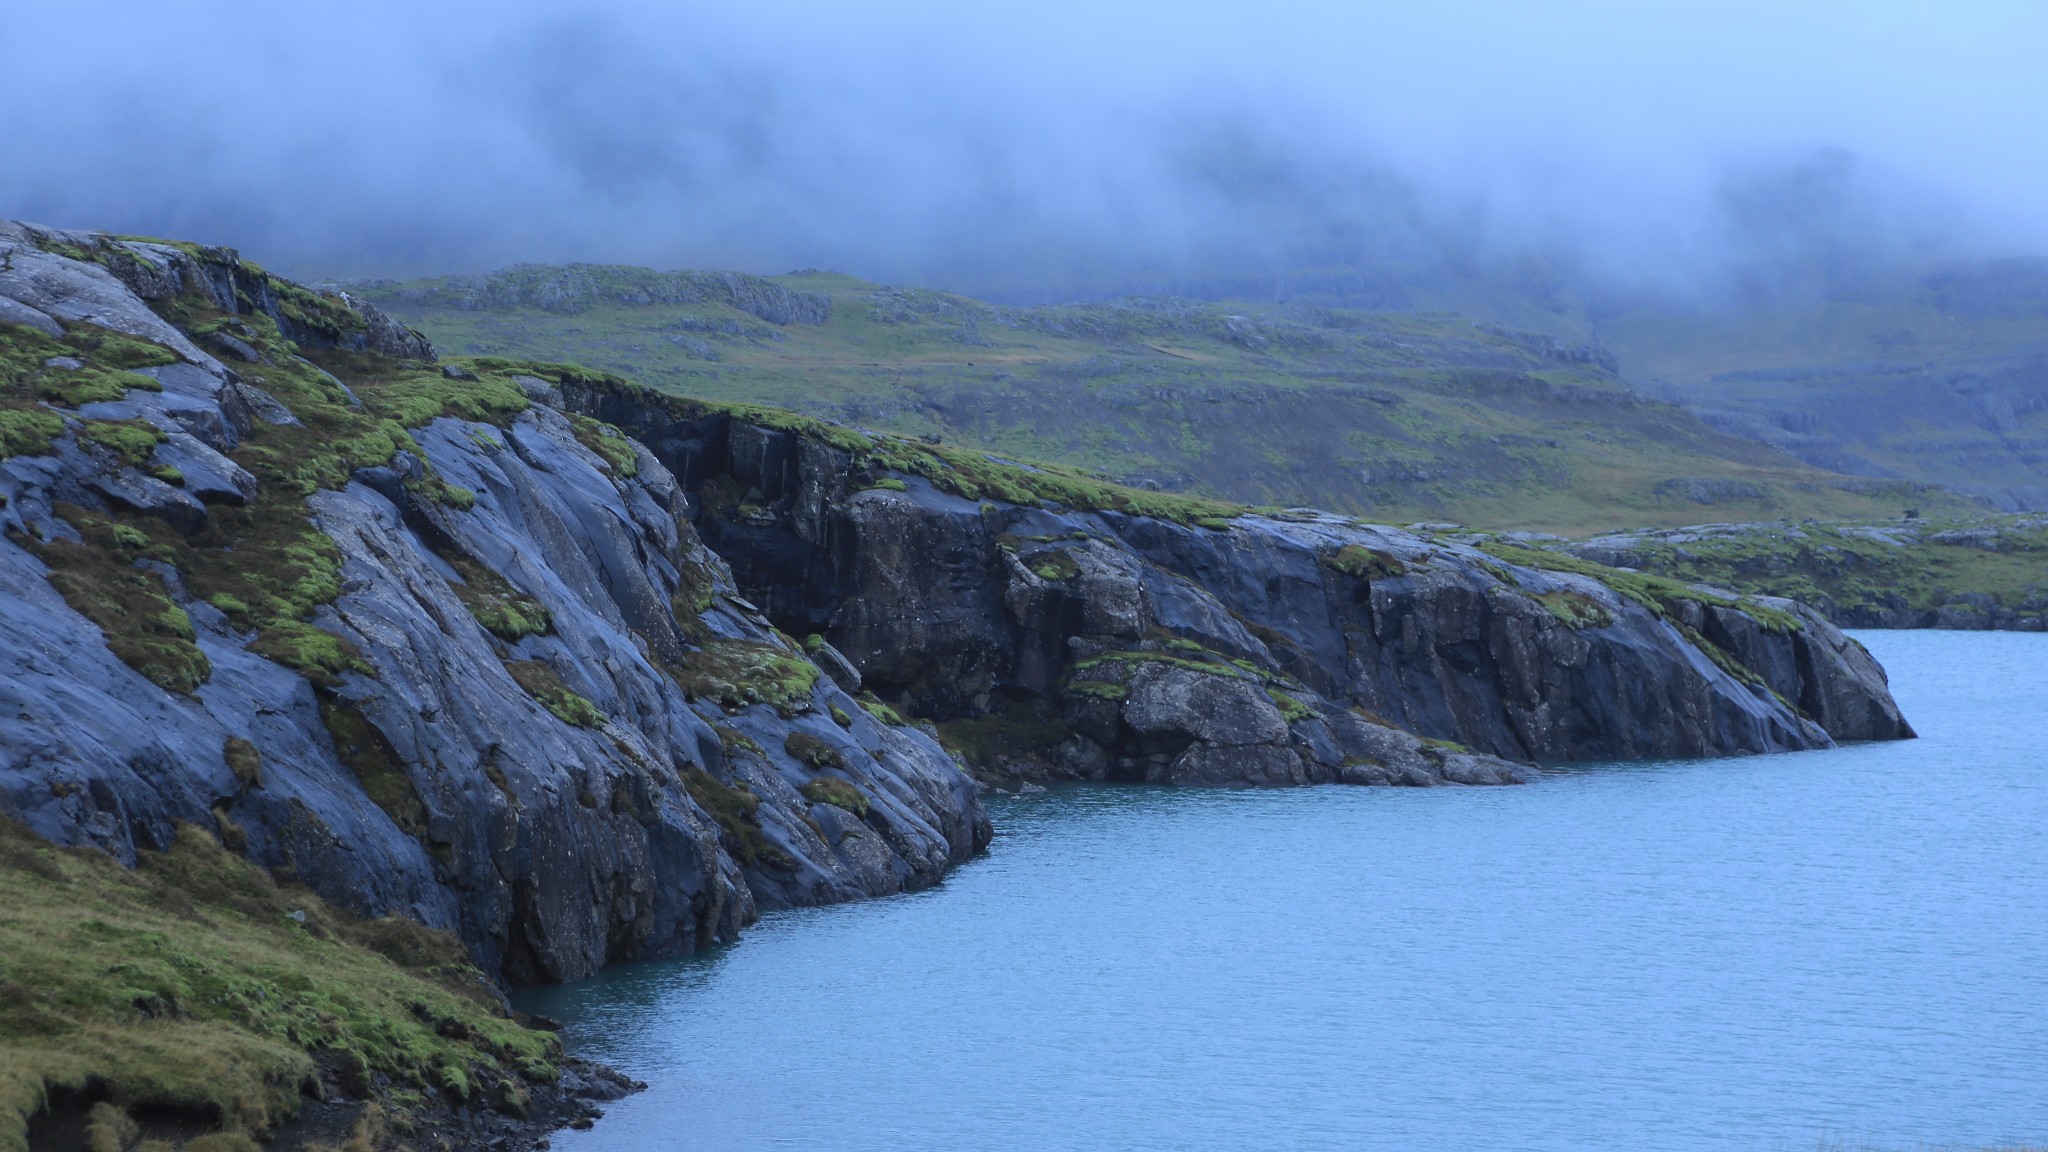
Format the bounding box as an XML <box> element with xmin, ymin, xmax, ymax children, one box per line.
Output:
<box><xmin>518</xmin><ymin>631</ymin><xmax>2047</xmax><ymax>1151</ymax></box>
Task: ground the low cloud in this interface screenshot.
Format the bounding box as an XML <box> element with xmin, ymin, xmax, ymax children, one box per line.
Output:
<box><xmin>3</xmin><ymin>0</ymin><xmax>2042</xmax><ymax>307</ymax></box>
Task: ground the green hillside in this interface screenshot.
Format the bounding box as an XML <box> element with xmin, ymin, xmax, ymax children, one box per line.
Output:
<box><xmin>350</xmin><ymin>265</ymin><xmax>1973</xmax><ymax>536</ymax></box>
<box><xmin>1593</xmin><ymin>261</ymin><xmax>2048</xmax><ymax>508</ymax></box>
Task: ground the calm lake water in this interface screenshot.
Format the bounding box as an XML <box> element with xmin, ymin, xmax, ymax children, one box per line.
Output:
<box><xmin>519</xmin><ymin>631</ymin><xmax>2047</xmax><ymax>1151</ymax></box>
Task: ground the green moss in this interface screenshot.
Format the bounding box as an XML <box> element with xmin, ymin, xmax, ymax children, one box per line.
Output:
<box><xmin>222</xmin><ymin>737</ymin><xmax>263</xmax><ymax>789</ymax></box>
<box><xmin>77</xmin><ymin>419</ymin><xmax>166</xmax><ymax>468</ymax></box>
<box><xmin>1065</xmin><ymin>679</ymin><xmax>1129</xmax><ymax>702</ymax></box>
<box><xmin>1479</xmin><ymin>540</ymin><xmax>1803</xmax><ymax>634</ymax></box>
<box><xmin>0</xmin><ymin>409</ymin><xmax>64</xmax><ymax>458</ymax></box>
<box><xmin>503</xmin><ymin>660</ymin><xmax>604</xmax><ymax>727</ymax></box>
<box><xmin>784</xmin><ymin>731</ymin><xmax>844</xmax><ymax>770</ymax></box>
<box><xmin>799</xmin><ymin>777</ymin><xmax>870</xmax><ymax>815</ymax></box>
<box><xmin>830</xmin><ymin>703</ymin><xmax>855</xmax><ymax>728</ymax></box>
<box><xmin>246</xmin><ymin>621</ymin><xmax>367</xmax><ymax>686</ymax></box>
<box><xmin>1030</xmin><ymin>550</ymin><xmax>1081</xmax><ymax>581</ymax></box>
<box><xmin>60</xmin><ymin>325</ymin><xmax>179</xmax><ymax>371</ymax></box>
<box><xmin>360</xmin><ymin>366</ymin><xmax>530</xmax><ymax>430</ymax></box>
<box><xmin>1069</xmin><ymin>648</ymin><xmax>1250</xmax><ymax>680</ymax></box>
<box><xmin>856</xmin><ymin>692</ymin><xmax>907</xmax><ymax>726</ymax></box>
<box><xmin>1194</xmin><ymin>516</ymin><xmax>1235</xmax><ymax>530</ymax></box>
<box><xmin>865</xmin><ymin>477</ymin><xmax>908</xmax><ymax>492</ymax></box>
<box><xmin>1531</xmin><ymin>588</ymin><xmax>1615</xmax><ymax>630</ymax></box>
<box><xmin>681</xmin><ymin>769</ymin><xmax>791</xmax><ymax>870</ymax></box>
<box><xmin>670</xmin><ymin>638</ymin><xmax>821</xmax><ymax>716</ymax></box>
<box><xmin>318</xmin><ymin>697</ymin><xmax>427</xmax><ymax>836</ymax></box>
<box><xmin>566</xmin><ymin>413</ymin><xmax>640</xmax><ymax>476</ymax></box>
<box><xmin>1266</xmin><ymin>687</ymin><xmax>1316</xmax><ymax>723</ymax></box>
<box><xmin>431</xmin><ymin>545</ymin><xmax>551</xmax><ymax>641</ymax></box>
<box><xmin>935</xmin><ymin>712</ymin><xmax>1073</xmax><ymax>769</ymax></box>
<box><xmin>1323</xmin><ymin>544</ymin><xmax>1408</xmax><ymax>580</ymax></box>
<box><xmin>36</xmin><ymin>365</ymin><xmax>161</xmax><ymax>407</ymax></box>
<box><xmin>0</xmin><ymin>817</ymin><xmax>557</xmax><ymax>1152</ymax></box>
<box><xmin>23</xmin><ymin>508</ymin><xmax>211</xmax><ymax>694</ymax></box>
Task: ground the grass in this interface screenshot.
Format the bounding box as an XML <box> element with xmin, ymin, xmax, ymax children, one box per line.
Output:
<box><xmin>934</xmin><ymin>710</ymin><xmax>1076</xmax><ymax>771</ymax></box>
<box><xmin>668</xmin><ymin>637</ymin><xmax>821</xmax><ymax>716</ymax></box>
<box><xmin>502</xmin><ymin>660</ymin><xmax>604</xmax><ymax>728</ymax></box>
<box><xmin>1323</xmin><ymin>544</ymin><xmax>1409</xmax><ymax>580</ymax></box>
<box><xmin>782</xmin><ymin>731</ymin><xmax>843</xmax><ymax>770</ymax></box>
<box><xmin>1520</xmin><ymin>515</ymin><xmax>2048</xmax><ymax>626</ymax></box>
<box><xmin>1476</xmin><ymin>539</ymin><xmax>1804</xmax><ymax>634</ymax></box>
<box><xmin>798</xmin><ymin>777</ymin><xmax>870</xmax><ymax>816</ymax></box>
<box><xmin>19</xmin><ymin>504</ymin><xmax>211</xmax><ymax>694</ymax></box>
<box><xmin>0</xmin><ymin>817</ymin><xmax>557</xmax><ymax>1152</ymax></box>
<box><xmin>353</xmin><ymin>264</ymin><xmax>1990</xmax><ymax>536</ymax></box>
<box><xmin>680</xmin><ymin>770</ymin><xmax>790</xmax><ymax>870</ymax></box>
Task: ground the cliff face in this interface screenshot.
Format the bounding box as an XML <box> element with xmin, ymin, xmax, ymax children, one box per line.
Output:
<box><xmin>0</xmin><ymin>221</ymin><xmax>1912</xmax><ymax>990</ymax></box>
<box><xmin>567</xmin><ymin>383</ymin><xmax>1913</xmax><ymax>782</ymax></box>
<box><xmin>0</xmin><ymin>222</ymin><xmax>987</xmax><ymax>985</ymax></box>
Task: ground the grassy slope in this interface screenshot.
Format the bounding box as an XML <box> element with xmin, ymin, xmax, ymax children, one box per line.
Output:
<box><xmin>1487</xmin><ymin>512</ymin><xmax>2048</xmax><ymax>626</ymax></box>
<box><xmin>0</xmin><ymin>819</ymin><xmax>556</xmax><ymax>1152</ymax></box>
<box><xmin>1592</xmin><ymin>261</ymin><xmax>2048</xmax><ymax>499</ymax></box>
<box><xmin>352</xmin><ymin>267</ymin><xmax>1979</xmax><ymax>536</ymax></box>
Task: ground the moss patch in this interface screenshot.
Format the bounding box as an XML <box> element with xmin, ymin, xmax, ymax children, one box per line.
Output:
<box><xmin>935</xmin><ymin>711</ymin><xmax>1073</xmax><ymax>770</ymax></box>
<box><xmin>799</xmin><ymin>777</ymin><xmax>869</xmax><ymax>816</ymax></box>
<box><xmin>21</xmin><ymin>507</ymin><xmax>210</xmax><ymax>694</ymax></box>
<box><xmin>1323</xmin><ymin>544</ymin><xmax>1408</xmax><ymax>580</ymax></box>
<box><xmin>0</xmin><ymin>818</ymin><xmax>556</xmax><ymax>1152</ymax></box>
<box><xmin>1266</xmin><ymin>687</ymin><xmax>1316</xmax><ymax>723</ymax></box>
<box><xmin>76</xmin><ymin>419</ymin><xmax>166</xmax><ymax>468</ymax></box>
<box><xmin>855</xmin><ymin>692</ymin><xmax>907</xmax><ymax>726</ymax></box>
<box><xmin>318</xmin><ymin>697</ymin><xmax>427</xmax><ymax>837</ymax></box>
<box><xmin>1029</xmin><ymin>550</ymin><xmax>1081</xmax><ymax>581</ymax></box>
<box><xmin>670</xmin><ymin>638</ymin><xmax>820</xmax><ymax>716</ymax></box>
<box><xmin>432</xmin><ymin>545</ymin><xmax>550</xmax><ymax>641</ymax></box>
<box><xmin>681</xmin><ymin>770</ymin><xmax>790</xmax><ymax>870</ymax></box>
<box><xmin>1480</xmin><ymin>540</ymin><xmax>1803</xmax><ymax>634</ymax></box>
<box><xmin>565</xmin><ymin>413</ymin><xmax>639</xmax><ymax>476</ymax></box>
<box><xmin>783</xmin><ymin>731</ymin><xmax>844</xmax><ymax>770</ymax></box>
<box><xmin>1531</xmin><ymin>588</ymin><xmax>1615</xmax><ymax>630</ymax></box>
<box><xmin>502</xmin><ymin>661</ymin><xmax>604</xmax><ymax>728</ymax></box>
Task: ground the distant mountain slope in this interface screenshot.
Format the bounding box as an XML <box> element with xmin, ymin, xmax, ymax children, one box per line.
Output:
<box><xmin>1590</xmin><ymin>259</ymin><xmax>2048</xmax><ymax>511</ymax></box>
<box><xmin>350</xmin><ymin>265</ymin><xmax>1974</xmax><ymax>535</ymax></box>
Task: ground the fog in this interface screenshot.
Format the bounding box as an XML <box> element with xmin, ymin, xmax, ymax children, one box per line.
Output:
<box><xmin>3</xmin><ymin>0</ymin><xmax>2044</xmax><ymax>307</ymax></box>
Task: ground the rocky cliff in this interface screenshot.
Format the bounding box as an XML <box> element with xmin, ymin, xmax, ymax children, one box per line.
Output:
<box><xmin>0</xmin><ymin>222</ymin><xmax>1911</xmax><ymax>995</ymax></box>
<box><xmin>0</xmin><ymin>222</ymin><xmax>987</xmax><ymax>988</ymax></box>
<box><xmin>565</xmin><ymin>382</ymin><xmax>1913</xmax><ymax>782</ymax></box>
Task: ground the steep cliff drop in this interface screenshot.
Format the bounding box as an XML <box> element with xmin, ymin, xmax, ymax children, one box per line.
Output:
<box><xmin>0</xmin><ymin>222</ymin><xmax>1909</xmax><ymax>1149</ymax></box>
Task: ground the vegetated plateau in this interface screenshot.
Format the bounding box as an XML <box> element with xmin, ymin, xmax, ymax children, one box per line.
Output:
<box><xmin>349</xmin><ymin>260</ymin><xmax>2048</xmax><ymax>627</ymax></box>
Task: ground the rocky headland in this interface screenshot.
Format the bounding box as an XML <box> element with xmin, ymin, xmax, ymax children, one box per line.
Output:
<box><xmin>0</xmin><ymin>222</ymin><xmax>1911</xmax><ymax>1151</ymax></box>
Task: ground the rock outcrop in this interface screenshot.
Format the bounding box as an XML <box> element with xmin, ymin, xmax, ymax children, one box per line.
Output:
<box><xmin>0</xmin><ymin>222</ymin><xmax>987</xmax><ymax>985</ymax></box>
<box><xmin>564</xmin><ymin>384</ymin><xmax>1914</xmax><ymax>782</ymax></box>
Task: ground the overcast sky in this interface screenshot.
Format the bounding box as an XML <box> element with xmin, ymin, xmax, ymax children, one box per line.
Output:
<box><xmin>3</xmin><ymin>0</ymin><xmax>2043</xmax><ymax>299</ymax></box>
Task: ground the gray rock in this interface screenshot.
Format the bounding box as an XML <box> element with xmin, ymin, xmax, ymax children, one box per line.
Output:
<box><xmin>0</xmin><ymin>294</ymin><xmax>64</xmax><ymax>337</ymax></box>
<box><xmin>84</xmin><ymin>468</ymin><xmax>209</xmax><ymax>535</ymax></box>
<box><xmin>0</xmin><ymin>231</ymin><xmax>989</xmax><ymax>987</ymax></box>
<box><xmin>0</xmin><ymin>221</ymin><xmax>224</xmax><ymax>370</ymax></box>
<box><xmin>564</xmin><ymin>383</ymin><xmax>1914</xmax><ymax>787</ymax></box>
<box><xmin>203</xmin><ymin>330</ymin><xmax>264</xmax><ymax>363</ymax></box>
<box><xmin>151</xmin><ymin>431</ymin><xmax>258</xmax><ymax>505</ymax></box>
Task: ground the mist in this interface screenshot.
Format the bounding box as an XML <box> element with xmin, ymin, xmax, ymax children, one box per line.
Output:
<box><xmin>4</xmin><ymin>0</ymin><xmax>2045</xmax><ymax>308</ymax></box>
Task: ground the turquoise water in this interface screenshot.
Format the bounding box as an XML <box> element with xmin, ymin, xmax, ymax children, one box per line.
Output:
<box><xmin>519</xmin><ymin>632</ymin><xmax>2047</xmax><ymax>1151</ymax></box>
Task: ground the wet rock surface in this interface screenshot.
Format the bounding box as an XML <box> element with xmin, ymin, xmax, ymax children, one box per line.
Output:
<box><xmin>0</xmin><ymin>223</ymin><xmax>990</xmax><ymax>996</ymax></box>
<box><xmin>568</xmin><ymin>382</ymin><xmax>1912</xmax><ymax>785</ymax></box>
